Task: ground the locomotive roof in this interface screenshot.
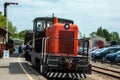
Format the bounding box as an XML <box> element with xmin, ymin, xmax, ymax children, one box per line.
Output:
<box><xmin>34</xmin><ymin>17</ymin><xmax>74</xmax><ymax>24</ymax></box>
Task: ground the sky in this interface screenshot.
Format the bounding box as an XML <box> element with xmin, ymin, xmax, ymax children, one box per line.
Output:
<box><xmin>0</xmin><ymin>0</ymin><xmax>120</xmax><ymax>37</ymax></box>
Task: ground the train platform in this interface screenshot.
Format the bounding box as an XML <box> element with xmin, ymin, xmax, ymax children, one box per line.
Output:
<box><xmin>0</xmin><ymin>53</ymin><xmax>46</xmax><ymax>80</ymax></box>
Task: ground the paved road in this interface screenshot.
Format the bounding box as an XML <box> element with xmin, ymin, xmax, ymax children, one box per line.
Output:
<box><xmin>0</xmin><ymin>54</ymin><xmax>46</xmax><ymax>80</ymax></box>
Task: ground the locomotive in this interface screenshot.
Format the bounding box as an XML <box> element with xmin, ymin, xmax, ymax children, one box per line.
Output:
<box><xmin>25</xmin><ymin>16</ymin><xmax>92</xmax><ymax>79</ymax></box>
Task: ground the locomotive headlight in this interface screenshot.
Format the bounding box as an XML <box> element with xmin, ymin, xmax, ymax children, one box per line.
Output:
<box><xmin>64</xmin><ymin>24</ymin><xmax>70</xmax><ymax>29</ymax></box>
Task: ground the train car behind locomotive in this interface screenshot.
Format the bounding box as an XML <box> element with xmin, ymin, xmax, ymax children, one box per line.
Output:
<box><xmin>26</xmin><ymin>16</ymin><xmax>92</xmax><ymax>79</ymax></box>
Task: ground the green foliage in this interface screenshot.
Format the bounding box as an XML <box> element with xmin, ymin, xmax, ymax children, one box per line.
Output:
<box><xmin>96</xmin><ymin>27</ymin><xmax>104</xmax><ymax>37</ymax></box>
<box><xmin>0</xmin><ymin>11</ymin><xmax>27</xmax><ymax>40</ymax></box>
<box><xmin>110</xmin><ymin>32</ymin><xmax>119</xmax><ymax>42</ymax></box>
<box><xmin>0</xmin><ymin>11</ymin><xmax>2</xmax><ymax>15</ymax></box>
<box><xmin>89</xmin><ymin>32</ymin><xmax>96</xmax><ymax>37</ymax></box>
<box><xmin>12</xmin><ymin>30</ymin><xmax>28</xmax><ymax>40</ymax></box>
<box><xmin>0</xmin><ymin>11</ymin><xmax>6</xmax><ymax>28</ymax></box>
<box><xmin>90</xmin><ymin>26</ymin><xmax>120</xmax><ymax>44</ymax></box>
<box><xmin>12</xmin><ymin>33</ymin><xmax>19</xmax><ymax>38</ymax></box>
<box><xmin>18</xmin><ymin>30</ymin><xmax>28</xmax><ymax>39</ymax></box>
<box><xmin>103</xmin><ymin>29</ymin><xmax>111</xmax><ymax>41</ymax></box>
<box><xmin>0</xmin><ymin>11</ymin><xmax>17</xmax><ymax>35</ymax></box>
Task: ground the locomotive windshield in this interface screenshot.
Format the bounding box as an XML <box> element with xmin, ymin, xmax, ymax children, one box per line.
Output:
<box><xmin>33</xmin><ymin>17</ymin><xmax>74</xmax><ymax>33</ymax></box>
<box><xmin>36</xmin><ymin>21</ymin><xmax>52</xmax><ymax>31</ymax></box>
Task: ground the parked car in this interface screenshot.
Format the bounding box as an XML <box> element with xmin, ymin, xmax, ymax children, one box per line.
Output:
<box><xmin>105</xmin><ymin>50</ymin><xmax>120</xmax><ymax>62</ymax></box>
<box><xmin>115</xmin><ymin>55</ymin><xmax>120</xmax><ymax>63</ymax></box>
<box><xmin>90</xmin><ymin>48</ymin><xmax>104</xmax><ymax>58</ymax></box>
<box><xmin>78</xmin><ymin>47</ymin><xmax>88</xmax><ymax>55</ymax></box>
<box><xmin>94</xmin><ymin>47</ymin><xmax>120</xmax><ymax>60</ymax></box>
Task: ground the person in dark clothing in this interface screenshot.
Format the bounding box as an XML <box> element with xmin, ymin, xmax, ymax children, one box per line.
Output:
<box><xmin>18</xmin><ymin>46</ymin><xmax>21</xmax><ymax>54</ymax></box>
<box><xmin>25</xmin><ymin>42</ymin><xmax>31</xmax><ymax>61</ymax></box>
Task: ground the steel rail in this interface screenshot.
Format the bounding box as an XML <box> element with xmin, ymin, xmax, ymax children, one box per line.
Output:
<box><xmin>92</xmin><ymin>65</ymin><xmax>120</xmax><ymax>79</ymax></box>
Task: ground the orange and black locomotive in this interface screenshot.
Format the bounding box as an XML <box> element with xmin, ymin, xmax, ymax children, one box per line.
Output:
<box><xmin>25</xmin><ymin>16</ymin><xmax>92</xmax><ymax>79</ymax></box>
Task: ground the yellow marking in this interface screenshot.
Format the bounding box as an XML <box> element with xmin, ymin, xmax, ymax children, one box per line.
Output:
<box><xmin>18</xmin><ymin>54</ymin><xmax>34</xmax><ymax>80</ymax></box>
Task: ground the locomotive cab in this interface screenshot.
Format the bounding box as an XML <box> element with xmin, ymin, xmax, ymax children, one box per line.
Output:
<box><xmin>33</xmin><ymin>17</ymin><xmax>73</xmax><ymax>53</ymax></box>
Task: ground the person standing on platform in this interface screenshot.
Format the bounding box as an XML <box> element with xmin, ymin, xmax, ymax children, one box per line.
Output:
<box><xmin>18</xmin><ymin>46</ymin><xmax>21</xmax><ymax>54</ymax></box>
<box><xmin>25</xmin><ymin>42</ymin><xmax>31</xmax><ymax>61</ymax></box>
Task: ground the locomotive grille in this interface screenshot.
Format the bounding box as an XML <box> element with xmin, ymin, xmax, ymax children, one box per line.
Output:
<box><xmin>59</xmin><ymin>31</ymin><xmax>74</xmax><ymax>54</ymax></box>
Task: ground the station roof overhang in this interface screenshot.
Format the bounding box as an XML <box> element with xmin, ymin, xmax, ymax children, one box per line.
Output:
<box><xmin>0</xmin><ymin>27</ymin><xmax>11</xmax><ymax>35</ymax></box>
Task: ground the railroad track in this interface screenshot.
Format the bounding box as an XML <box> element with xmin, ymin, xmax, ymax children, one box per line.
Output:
<box><xmin>92</xmin><ymin>65</ymin><xmax>120</xmax><ymax>79</ymax></box>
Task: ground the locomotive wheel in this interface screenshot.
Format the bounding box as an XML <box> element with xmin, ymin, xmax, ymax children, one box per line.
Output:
<box><xmin>87</xmin><ymin>64</ymin><xmax>92</xmax><ymax>74</ymax></box>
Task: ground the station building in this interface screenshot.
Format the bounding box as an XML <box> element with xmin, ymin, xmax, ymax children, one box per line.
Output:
<box><xmin>90</xmin><ymin>35</ymin><xmax>106</xmax><ymax>49</ymax></box>
<box><xmin>0</xmin><ymin>27</ymin><xmax>7</xmax><ymax>58</ymax></box>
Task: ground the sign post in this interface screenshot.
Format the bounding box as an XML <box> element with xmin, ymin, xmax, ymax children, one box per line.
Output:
<box><xmin>4</xmin><ymin>2</ymin><xmax>18</xmax><ymax>50</ymax></box>
<box><xmin>3</xmin><ymin>50</ymin><xmax>9</xmax><ymax>58</ymax></box>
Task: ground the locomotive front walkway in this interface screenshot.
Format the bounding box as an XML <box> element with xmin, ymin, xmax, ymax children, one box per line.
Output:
<box><xmin>0</xmin><ymin>54</ymin><xmax>46</xmax><ymax>80</ymax></box>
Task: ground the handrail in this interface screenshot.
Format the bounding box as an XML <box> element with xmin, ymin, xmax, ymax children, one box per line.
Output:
<box><xmin>41</xmin><ymin>37</ymin><xmax>45</xmax><ymax>59</ymax></box>
<box><xmin>43</xmin><ymin>37</ymin><xmax>49</xmax><ymax>63</ymax></box>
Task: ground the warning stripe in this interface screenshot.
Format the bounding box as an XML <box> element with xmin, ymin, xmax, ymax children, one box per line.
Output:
<box><xmin>47</xmin><ymin>72</ymin><xmax>86</xmax><ymax>78</ymax></box>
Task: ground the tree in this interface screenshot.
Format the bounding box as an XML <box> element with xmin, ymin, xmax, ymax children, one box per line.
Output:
<box><xmin>0</xmin><ymin>11</ymin><xmax>2</xmax><ymax>15</ymax></box>
<box><xmin>89</xmin><ymin>32</ymin><xmax>96</xmax><ymax>37</ymax></box>
<box><xmin>96</xmin><ymin>26</ymin><xmax>104</xmax><ymax>37</ymax></box>
<box><xmin>103</xmin><ymin>29</ymin><xmax>111</xmax><ymax>41</ymax></box>
<box><xmin>18</xmin><ymin>30</ymin><xmax>28</xmax><ymax>39</ymax></box>
<box><xmin>0</xmin><ymin>11</ymin><xmax>17</xmax><ymax>38</ymax></box>
<box><xmin>110</xmin><ymin>32</ymin><xmax>119</xmax><ymax>42</ymax></box>
<box><xmin>0</xmin><ymin>11</ymin><xmax>6</xmax><ymax>28</ymax></box>
<box><xmin>90</xmin><ymin>26</ymin><xmax>120</xmax><ymax>44</ymax></box>
<box><xmin>118</xmin><ymin>38</ymin><xmax>120</xmax><ymax>45</ymax></box>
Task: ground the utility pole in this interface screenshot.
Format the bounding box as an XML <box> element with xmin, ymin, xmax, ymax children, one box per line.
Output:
<box><xmin>4</xmin><ymin>2</ymin><xmax>18</xmax><ymax>50</ymax></box>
